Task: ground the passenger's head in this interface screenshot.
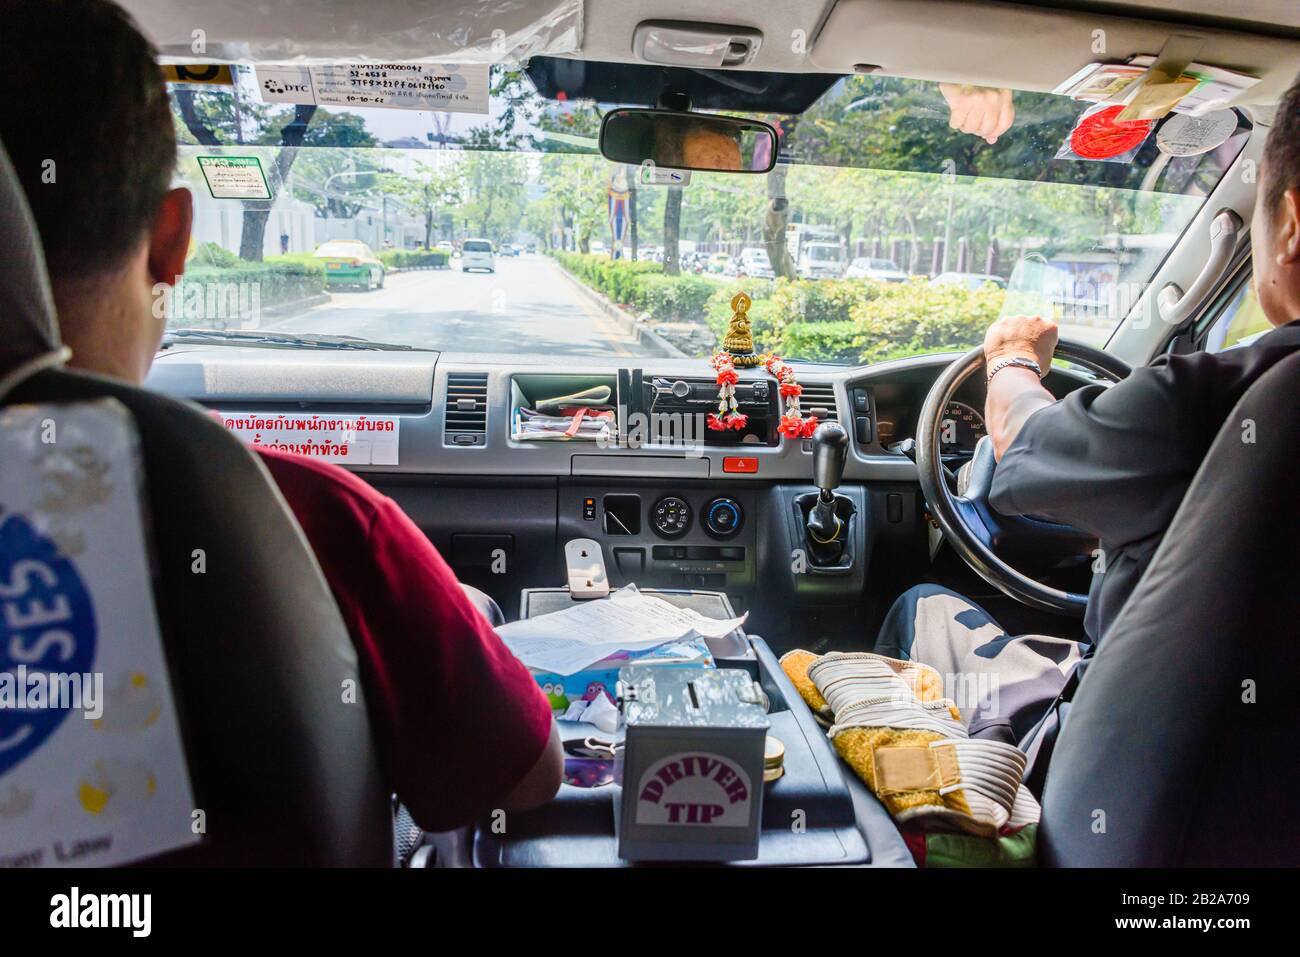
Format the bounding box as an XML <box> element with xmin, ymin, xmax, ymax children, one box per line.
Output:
<box><xmin>0</xmin><ymin>0</ymin><xmax>191</xmax><ymax>384</ymax></box>
<box><xmin>1253</xmin><ymin>72</ymin><xmax>1300</xmax><ymax>328</ymax></box>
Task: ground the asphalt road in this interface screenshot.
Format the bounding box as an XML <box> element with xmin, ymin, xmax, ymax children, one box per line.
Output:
<box><xmin>262</xmin><ymin>254</ymin><xmax>662</xmax><ymax>357</ymax></box>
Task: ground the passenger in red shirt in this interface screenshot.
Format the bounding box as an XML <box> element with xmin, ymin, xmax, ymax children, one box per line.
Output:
<box><xmin>256</xmin><ymin>447</ymin><xmax>559</xmax><ymax>829</ymax></box>
<box><xmin>0</xmin><ymin>0</ymin><xmax>562</xmax><ymax>832</ymax></box>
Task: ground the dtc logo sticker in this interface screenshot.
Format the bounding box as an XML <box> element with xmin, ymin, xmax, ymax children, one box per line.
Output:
<box><xmin>0</xmin><ymin>515</ymin><xmax>97</xmax><ymax>777</ymax></box>
<box><xmin>636</xmin><ymin>752</ymin><xmax>752</xmax><ymax>827</ymax></box>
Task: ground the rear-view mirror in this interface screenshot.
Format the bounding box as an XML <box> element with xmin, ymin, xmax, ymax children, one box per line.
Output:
<box><xmin>598</xmin><ymin>108</ymin><xmax>778</xmax><ymax>174</ymax></box>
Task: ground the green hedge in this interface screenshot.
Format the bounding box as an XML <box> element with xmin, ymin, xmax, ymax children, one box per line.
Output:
<box><xmin>553</xmin><ymin>252</ymin><xmax>1004</xmax><ymax>363</ymax></box>
<box><xmin>172</xmin><ymin>258</ymin><xmax>325</xmax><ymax>326</ymax></box>
<box><xmin>553</xmin><ymin>252</ymin><xmax>720</xmax><ymax>323</ymax></box>
<box><xmin>379</xmin><ymin>249</ymin><xmax>449</xmax><ymax>269</ymax></box>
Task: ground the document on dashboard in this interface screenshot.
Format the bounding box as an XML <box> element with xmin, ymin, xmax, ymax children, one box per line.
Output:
<box><xmin>496</xmin><ymin>585</ymin><xmax>747</xmax><ymax>675</ymax></box>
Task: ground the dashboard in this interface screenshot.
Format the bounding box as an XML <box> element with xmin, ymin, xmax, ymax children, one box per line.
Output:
<box><xmin>146</xmin><ymin>344</ymin><xmax>1097</xmax><ymax>624</ymax></box>
<box><xmin>149</xmin><ymin>345</ymin><xmax>1092</xmax><ymax>482</ymax></box>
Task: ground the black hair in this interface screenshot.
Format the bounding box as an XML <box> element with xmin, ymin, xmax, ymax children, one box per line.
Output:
<box><xmin>0</xmin><ymin>0</ymin><xmax>176</xmax><ymax>278</ymax></box>
<box><xmin>1264</xmin><ymin>72</ymin><xmax>1300</xmax><ymax>216</ymax></box>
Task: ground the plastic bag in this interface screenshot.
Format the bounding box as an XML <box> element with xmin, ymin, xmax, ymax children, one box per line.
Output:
<box><xmin>126</xmin><ymin>0</ymin><xmax>583</xmax><ymax>64</ymax></box>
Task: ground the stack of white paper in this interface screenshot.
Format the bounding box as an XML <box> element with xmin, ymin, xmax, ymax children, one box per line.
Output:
<box><xmin>497</xmin><ymin>585</ymin><xmax>747</xmax><ymax>676</ymax></box>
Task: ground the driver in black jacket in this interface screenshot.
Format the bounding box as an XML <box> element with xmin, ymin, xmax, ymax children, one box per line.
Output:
<box><xmin>876</xmin><ymin>74</ymin><xmax>1300</xmax><ymax>756</ymax></box>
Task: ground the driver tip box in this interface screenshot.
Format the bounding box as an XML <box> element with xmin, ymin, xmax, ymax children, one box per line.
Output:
<box><xmin>615</xmin><ymin>665</ymin><xmax>769</xmax><ymax>862</ymax></box>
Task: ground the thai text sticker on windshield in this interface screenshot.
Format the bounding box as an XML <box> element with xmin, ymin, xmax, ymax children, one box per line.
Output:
<box><xmin>256</xmin><ymin>63</ymin><xmax>489</xmax><ymax>114</ymax></box>
<box><xmin>197</xmin><ymin>156</ymin><xmax>272</xmax><ymax>200</ymax></box>
<box><xmin>216</xmin><ymin>412</ymin><xmax>401</xmax><ymax>465</ymax></box>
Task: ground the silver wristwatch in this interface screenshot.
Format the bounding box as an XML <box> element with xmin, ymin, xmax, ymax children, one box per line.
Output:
<box><xmin>986</xmin><ymin>356</ymin><xmax>1043</xmax><ymax>382</ymax></box>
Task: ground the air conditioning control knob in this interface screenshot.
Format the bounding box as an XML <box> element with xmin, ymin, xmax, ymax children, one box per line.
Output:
<box><xmin>704</xmin><ymin>497</ymin><xmax>744</xmax><ymax>538</ymax></box>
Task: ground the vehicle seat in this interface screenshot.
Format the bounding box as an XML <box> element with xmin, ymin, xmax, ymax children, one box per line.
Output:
<box><xmin>0</xmin><ymin>137</ymin><xmax>392</xmax><ymax>865</ymax></box>
<box><xmin>1040</xmin><ymin>349</ymin><xmax>1300</xmax><ymax>866</ymax></box>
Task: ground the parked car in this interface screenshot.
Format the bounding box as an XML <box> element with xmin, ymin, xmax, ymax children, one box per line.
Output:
<box><xmin>461</xmin><ymin>238</ymin><xmax>496</xmax><ymax>273</ymax></box>
<box><xmin>929</xmin><ymin>271</ymin><xmax>1008</xmax><ymax>290</ymax></box>
<box><xmin>313</xmin><ymin>239</ymin><xmax>384</xmax><ymax>290</ymax></box>
<box><xmin>845</xmin><ymin>257</ymin><xmax>909</xmax><ymax>282</ymax></box>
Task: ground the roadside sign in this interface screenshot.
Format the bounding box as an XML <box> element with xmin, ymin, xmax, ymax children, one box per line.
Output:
<box><xmin>196</xmin><ymin>156</ymin><xmax>272</xmax><ymax>200</ymax></box>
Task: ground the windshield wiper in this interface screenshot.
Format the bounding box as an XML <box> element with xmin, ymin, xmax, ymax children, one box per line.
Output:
<box><xmin>161</xmin><ymin>328</ymin><xmax>420</xmax><ymax>351</ymax></box>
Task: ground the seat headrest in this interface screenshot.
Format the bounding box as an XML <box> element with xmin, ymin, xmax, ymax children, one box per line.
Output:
<box><xmin>0</xmin><ymin>136</ymin><xmax>61</xmax><ymax>368</ymax></box>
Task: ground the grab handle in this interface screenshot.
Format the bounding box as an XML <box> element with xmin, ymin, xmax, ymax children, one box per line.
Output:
<box><xmin>1156</xmin><ymin>208</ymin><xmax>1242</xmax><ymax>326</ymax></box>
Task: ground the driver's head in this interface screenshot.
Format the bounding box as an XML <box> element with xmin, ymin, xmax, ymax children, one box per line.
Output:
<box><xmin>1252</xmin><ymin>72</ymin><xmax>1300</xmax><ymax>328</ymax></box>
<box><xmin>658</xmin><ymin>120</ymin><xmax>743</xmax><ymax>171</ymax></box>
<box><xmin>0</xmin><ymin>0</ymin><xmax>191</xmax><ymax>385</ymax></box>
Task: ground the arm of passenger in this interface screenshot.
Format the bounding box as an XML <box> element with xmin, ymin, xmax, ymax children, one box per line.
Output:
<box><xmin>501</xmin><ymin>721</ymin><xmax>563</xmax><ymax>812</ymax></box>
<box><xmin>363</xmin><ymin>497</ymin><xmax>560</xmax><ymax>830</ymax></box>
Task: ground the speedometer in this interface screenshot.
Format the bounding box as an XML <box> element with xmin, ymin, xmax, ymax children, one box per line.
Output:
<box><xmin>939</xmin><ymin>401</ymin><xmax>987</xmax><ymax>454</ymax></box>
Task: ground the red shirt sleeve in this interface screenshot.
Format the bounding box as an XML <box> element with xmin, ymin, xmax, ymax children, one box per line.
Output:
<box><xmin>253</xmin><ymin>447</ymin><xmax>553</xmax><ymax>831</ymax></box>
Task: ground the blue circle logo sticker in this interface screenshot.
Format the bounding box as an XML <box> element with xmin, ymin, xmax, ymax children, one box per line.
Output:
<box><xmin>0</xmin><ymin>514</ymin><xmax>97</xmax><ymax>778</ymax></box>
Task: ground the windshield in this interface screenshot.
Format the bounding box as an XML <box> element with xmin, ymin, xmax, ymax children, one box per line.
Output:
<box><xmin>169</xmin><ymin>67</ymin><xmax>1248</xmax><ymax>363</ymax></box>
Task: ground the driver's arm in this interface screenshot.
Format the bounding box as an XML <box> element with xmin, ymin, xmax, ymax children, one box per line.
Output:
<box><xmin>983</xmin><ymin>314</ymin><xmax>1058</xmax><ymax>459</ymax></box>
<box><xmin>985</xmin><ymin>345</ymin><xmax>1207</xmax><ymax>548</ymax></box>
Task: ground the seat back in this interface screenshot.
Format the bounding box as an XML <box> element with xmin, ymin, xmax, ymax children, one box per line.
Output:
<box><xmin>1040</xmin><ymin>350</ymin><xmax>1300</xmax><ymax>866</ymax></box>
<box><xmin>0</xmin><ymin>138</ymin><xmax>391</xmax><ymax>865</ymax></box>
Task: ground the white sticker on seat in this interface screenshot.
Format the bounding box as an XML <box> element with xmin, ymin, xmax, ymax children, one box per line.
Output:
<box><xmin>0</xmin><ymin>400</ymin><xmax>198</xmax><ymax>867</ymax></box>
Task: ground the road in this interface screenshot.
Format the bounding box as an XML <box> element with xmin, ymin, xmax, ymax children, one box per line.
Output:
<box><xmin>261</xmin><ymin>255</ymin><xmax>662</xmax><ymax>357</ymax></box>
<box><xmin>259</xmin><ymin>253</ymin><xmax>1114</xmax><ymax>356</ymax></box>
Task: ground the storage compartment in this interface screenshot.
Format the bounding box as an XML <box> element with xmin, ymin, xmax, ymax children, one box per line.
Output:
<box><xmin>510</xmin><ymin>373</ymin><xmax>618</xmax><ymax>443</ymax></box>
<box><xmin>602</xmin><ymin>494</ymin><xmax>641</xmax><ymax>535</ymax></box>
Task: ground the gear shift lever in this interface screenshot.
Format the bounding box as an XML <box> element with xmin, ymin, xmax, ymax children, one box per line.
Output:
<box><xmin>807</xmin><ymin>421</ymin><xmax>849</xmax><ymax>548</ymax></box>
<box><xmin>811</xmin><ymin>421</ymin><xmax>848</xmax><ymax>499</ymax></box>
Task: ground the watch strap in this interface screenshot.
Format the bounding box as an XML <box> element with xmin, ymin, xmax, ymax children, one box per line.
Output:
<box><xmin>987</xmin><ymin>356</ymin><xmax>1043</xmax><ymax>382</ymax></box>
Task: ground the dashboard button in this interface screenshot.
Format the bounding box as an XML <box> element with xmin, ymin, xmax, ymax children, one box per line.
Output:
<box><xmin>855</xmin><ymin>415</ymin><xmax>873</xmax><ymax>445</ymax></box>
<box><xmin>722</xmin><ymin>456</ymin><xmax>758</xmax><ymax>473</ymax></box>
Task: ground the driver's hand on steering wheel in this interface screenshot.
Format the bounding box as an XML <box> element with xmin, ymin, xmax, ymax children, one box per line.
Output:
<box><xmin>983</xmin><ymin>314</ymin><xmax>1058</xmax><ymax>372</ymax></box>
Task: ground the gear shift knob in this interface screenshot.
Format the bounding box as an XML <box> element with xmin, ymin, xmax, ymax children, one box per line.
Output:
<box><xmin>811</xmin><ymin>421</ymin><xmax>848</xmax><ymax>495</ymax></box>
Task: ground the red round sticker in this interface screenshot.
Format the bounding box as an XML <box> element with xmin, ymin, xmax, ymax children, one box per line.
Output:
<box><xmin>1070</xmin><ymin>106</ymin><xmax>1153</xmax><ymax>160</ymax></box>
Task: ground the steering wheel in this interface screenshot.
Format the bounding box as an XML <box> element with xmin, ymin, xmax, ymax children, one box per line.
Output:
<box><xmin>916</xmin><ymin>340</ymin><xmax>1132</xmax><ymax>616</ymax></box>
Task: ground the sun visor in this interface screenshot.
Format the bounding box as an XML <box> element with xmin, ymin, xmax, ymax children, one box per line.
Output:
<box><xmin>120</xmin><ymin>0</ymin><xmax>583</xmax><ymax>64</ymax></box>
<box><xmin>810</xmin><ymin>0</ymin><xmax>1300</xmax><ymax>113</ymax></box>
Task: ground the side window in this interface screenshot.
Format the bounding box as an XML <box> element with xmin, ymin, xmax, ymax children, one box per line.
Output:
<box><xmin>1203</xmin><ymin>276</ymin><xmax>1271</xmax><ymax>353</ymax></box>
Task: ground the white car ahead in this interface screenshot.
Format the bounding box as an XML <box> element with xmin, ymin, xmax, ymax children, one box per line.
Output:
<box><xmin>461</xmin><ymin>238</ymin><xmax>495</xmax><ymax>273</ymax></box>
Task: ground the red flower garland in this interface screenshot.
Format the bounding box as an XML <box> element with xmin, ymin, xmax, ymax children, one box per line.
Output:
<box><xmin>706</xmin><ymin>351</ymin><xmax>818</xmax><ymax>438</ymax></box>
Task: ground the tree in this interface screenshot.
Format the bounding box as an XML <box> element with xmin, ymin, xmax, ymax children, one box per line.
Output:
<box><xmin>460</xmin><ymin>151</ymin><xmax>527</xmax><ymax>242</ymax></box>
<box><xmin>379</xmin><ymin>160</ymin><xmax>463</xmax><ymax>249</ymax></box>
<box><xmin>172</xmin><ymin>81</ymin><xmax>387</xmax><ymax>260</ymax></box>
<box><xmin>663</xmin><ymin>186</ymin><xmax>684</xmax><ymax>274</ymax></box>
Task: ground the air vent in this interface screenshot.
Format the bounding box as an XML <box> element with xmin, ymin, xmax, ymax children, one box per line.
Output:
<box><xmin>444</xmin><ymin>372</ymin><xmax>488</xmax><ymax>446</ymax></box>
<box><xmin>798</xmin><ymin>381</ymin><xmax>839</xmax><ymax>422</ymax></box>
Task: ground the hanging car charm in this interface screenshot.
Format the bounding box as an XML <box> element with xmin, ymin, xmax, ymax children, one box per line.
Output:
<box><xmin>707</xmin><ymin>292</ymin><xmax>819</xmax><ymax>437</ymax></box>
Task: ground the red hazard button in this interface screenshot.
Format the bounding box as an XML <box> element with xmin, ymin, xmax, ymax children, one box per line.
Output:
<box><xmin>723</xmin><ymin>456</ymin><xmax>759</xmax><ymax>474</ymax></box>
